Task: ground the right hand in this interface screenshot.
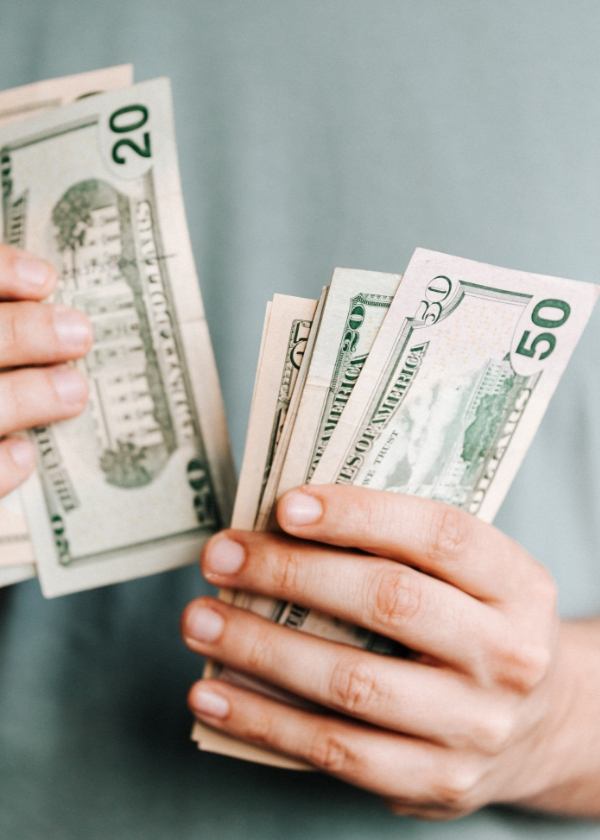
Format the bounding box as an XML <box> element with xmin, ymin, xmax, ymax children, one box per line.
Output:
<box><xmin>0</xmin><ymin>244</ymin><xmax>93</xmax><ymax>499</ymax></box>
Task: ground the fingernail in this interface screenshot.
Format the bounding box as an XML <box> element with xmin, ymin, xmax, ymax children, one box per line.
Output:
<box><xmin>7</xmin><ymin>438</ymin><xmax>35</xmax><ymax>470</ymax></box>
<box><xmin>186</xmin><ymin>606</ymin><xmax>224</xmax><ymax>643</ymax></box>
<box><xmin>53</xmin><ymin>305</ymin><xmax>93</xmax><ymax>347</ymax></box>
<box><xmin>15</xmin><ymin>255</ymin><xmax>52</xmax><ymax>288</ymax></box>
<box><xmin>51</xmin><ymin>366</ymin><xmax>88</xmax><ymax>404</ymax></box>
<box><xmin>192</xmin><ymin>687</ymin><xmax>230</xmax><ymax>719</ymax></box>
<box><xmin>283</xmin><ymin>491</ymin><xmax>323</xmax><ymax>526</ymax></box>
<box><xmin>205</xmin><ymin>537</ymin><xmax>245</xmax><ymax>576</ymax></box>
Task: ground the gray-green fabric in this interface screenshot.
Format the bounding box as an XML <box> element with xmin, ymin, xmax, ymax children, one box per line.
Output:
<box><xmin>0</xmin><ymin>0</ymin><xmax>599</xmax><ymax>836</ymax></box>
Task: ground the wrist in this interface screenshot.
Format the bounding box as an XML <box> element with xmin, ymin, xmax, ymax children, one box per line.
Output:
<box><xmin>501</xmin><ymin>619</ymin><xmax>600</xmax><ymax>816</ymax></box>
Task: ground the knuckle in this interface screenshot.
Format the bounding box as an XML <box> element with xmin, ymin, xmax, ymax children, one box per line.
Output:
<box><xmin>245</xmin><ymin>631</ymin><xmax>276</xmax><ymax>674</ymax></box>
<box><xmin>305</xmin><ymin>725</ymin><xmax>356</xmax><ymax>774</ymax></box>
<box><xmin>1</xmin><ymin>309</ymin><xmax>19</xmax><ymax>355</ymax></box>
<box><xmin>516</xmin><ymin>643</ymin><xmax>553</xmax><ymax>691</ymax></box>
<box><xmin>240</xmin><ymin>708</ymin><xmax>275</xmax><ymax>747</ymax></box>
<box><xmin>269</xmin><ymin>544</ymin><xmax>303</xmax><ymax>594</ymax></box>
<box><xmin>426</xmin><ymin>504</ymin><xmax>471</xmax><ymax>566</ymax></box>
<box><xmin>470</xmin><ymin>707</ymin><xmax>515</xmax><ymax>754</ymax></box>
<box><xmin>495</xmin><ymin>638</ymin><xmax>552</xmax><ymax>692</ymax></box>
<box><xmin>432</xmin><ymin>758</ymin><xmax>481</xmax><ymax>810</ymax></box>
<box><xmin>370</xmin><ymin>567</ymin><xmax>421</xmax><ymax>629</ymax></box>
<box><xmin>1</xmin><ymin>373</ymin><xmax>23</xmax><ymax>429</ymax></box>
<box><xmin>329</xmin><ymin>656</ymin><xmax>382</xmax><ymax>715</ymax></box>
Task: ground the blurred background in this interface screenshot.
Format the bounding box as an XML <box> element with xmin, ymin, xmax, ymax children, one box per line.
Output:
<box><xmin>1</xmin><ymin>2</ymin><xmax>600</xmax><ymax>838</ymax></box>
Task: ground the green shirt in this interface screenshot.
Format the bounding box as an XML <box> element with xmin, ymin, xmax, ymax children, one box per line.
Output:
<box><xmin>0</xmin><ymin>1</ymin><xmax>599</xmax><ymax>836</ymax></box>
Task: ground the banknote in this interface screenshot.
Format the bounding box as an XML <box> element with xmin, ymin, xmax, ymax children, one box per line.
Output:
<box><xmin>280</xmin><ymin>250</ymin><xmax>599</xmax><ymax>652</ymax></box>
<box><xmin>0</xmin><ymin>65</ymin><xmax>133</xmax><ymax>128</ymax></box>
<box><xmin>0</xmin><ymin>488</ymin><xmax>33</xmax><ymax>568</ymax></box>
<box><xmin>0</xmin><ymin>65</ymin><xmax>135</xmax><ymax>582</ymax></box>
<box><xmin>0</xmin><ymin>563</ymin><xmax>35</xmax><ymax>587</ymax></box>
<box><xmin>252</xmin><ymin>287</ymin><xmax>328</xmax><ymax>533</ymax></box>
<box><xmin>195</xmin><ymin>292</ymin><xmax>320</xmax><ymax>769</ymax></box>
<box><xmin>231</xmin><ymin>294</ymin><xmax>317</xmax><ymax>531</ymax></box>
<box><xmin>197</xmin><ymin>250</ymin><xmax>599</xmax><ymax>767</ymax></box>
<box><xmin>267</xmin><ymin>268</ymin><xmax>402</xmax><ymax>523</ymax></box>
<box><xmin>196</xmin><ymin>280</ymin><xmax>402</xmax><ymax>764</ymax></box>
<box><xmin>0</xmin><ymin>78</ymin><xmax>235</xmax><ymax>596</ymax></box>
<box><xmin>313</xmin><ymin>249</ymin><xmax>600</xmax><ymax>515</ymax></box>
<box><xmin>247</xmin><ymin>269</ymin><xmax>403</xmax><ymax>643</ymax></box>
<box><xmin>219</xmin><ymin>291</ymin><xmax>326</xmax><ymax>625</ymax></box>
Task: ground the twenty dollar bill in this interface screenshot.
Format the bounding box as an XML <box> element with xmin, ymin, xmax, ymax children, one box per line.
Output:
<box><xmin>0</xmin><ymin>78</ymin><xmax>235</xmax><ymax>596</ymax></box>
<box><xmin>0</xmin><ymin>65</ymin><xmax>135</xmax><ymax>586</ymax></box>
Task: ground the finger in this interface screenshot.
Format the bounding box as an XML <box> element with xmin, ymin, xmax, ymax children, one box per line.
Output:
<box><xmin>189</xmin><ymin>678</ymin><xmax>476</xmax><ymax>814</ymax></box>
<box><xmin>0</xmin><ymin>436</ymin><xmax>36</xmax><ymax>497</ymax></box>
<box><xmin>0</xmin><ymin>364</ymin><xmax>88</xmax><ymax>436</ymax></box>
<box><xmin>202</xmin><ymin>531</ymin><xmax>501</xmax><ymax>673</ymax></box>
<box><xmin>277</xmin><ymin>485</ymin><xmax>538</xmax><ymax>602</ymax></box>
<box><xmin>182</xmin><ymin>598</ymin><xmax>494</xmax><ymax>748</ymax></box>
<box><xmin>0</xmin><ymin>302</ymin><xmax>93</xmax><ymax>367</ymax></box>
<box><xmin>0</xmin><ymin>245</ymin><xmax>57</xmax><ymax>300</ymax></box>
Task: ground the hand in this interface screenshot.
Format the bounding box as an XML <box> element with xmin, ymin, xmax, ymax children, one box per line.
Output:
<box><xmin>181</xmin><ymin>484</ymin><xmax>579</xmax><ymax>820</ymax></box>
<box><xmin>0</xmin><ymin>244</ymin><xmax>92</xmax><ymax>498</ymax></box>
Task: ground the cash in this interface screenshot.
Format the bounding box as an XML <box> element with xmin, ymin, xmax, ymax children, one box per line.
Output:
<box><xmin>1</xmin><ymin>69</ymin><xmax>598</xmax><ymax>770</ymax></box>
<box><xmin>231</xmin><ymin>294</ymin><xmax>319</xmax><ymax>531</ymax></box>
<box><xmin>0</xmin><ymin>66</ymin><xmax>134</xmax><ymax>586</ymax></box>
<box><xmin>0</xmin><ymin>65</ymin><xmax>133</xmax><ymax>128</ymax></box>
<box><xmin>194</xmin><ymin>250</ymin><xmax>599</xmax><ymax>766</ymax></box>
<box><xmin>0</xmin><ymin>70</ymin><xmax>235</xmax><ymax>595</ymax></box>
<box><xmin>260</xmin><ymin>268</ymin><xmax>402</xmax><ymax>529</ymax></box>
<box><xmin>196</xmin><ymin>291</ymin><xmax>322</xmax><ymax>769</ymax></box>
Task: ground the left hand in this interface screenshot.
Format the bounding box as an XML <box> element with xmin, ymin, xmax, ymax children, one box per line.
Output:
<box><xmin>181</xmin><ymin>485</ymin><xmax>562</xmax><ymax>819</ymax></box>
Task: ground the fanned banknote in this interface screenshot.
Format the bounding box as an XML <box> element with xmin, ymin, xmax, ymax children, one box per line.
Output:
<box><xmin>197</xmin><ymin>249</ymin><xmax>599</xmax><ymax>766</ymax></box>
<box><xmin>266</xmin><ymin>268</ymin><xmax>402</xmax><ymax>524</ymax></box>
<box><xmin>0</xmin><ymin>78</ymin><xmax>235</xmax><ymax>596</ymax></box>
<box><xmin>0</xmin><ymin>65</ymin><xmax>134</xmax><ymax>586</ymax></box>
<box><xmin>231</xmin><ymin>294</ymin><xmax>318</xmax><ymax>531</ymax></box>
<box><xmin>194</xmin><ymin>293</ymin><xmax>318</xmax><ymax>769</ymax></box>
<box><xmin>196</xmin><ymin>276</ymin><xmax>401</xmax><ymax>764</ymax></box>
<box><xmin>313</xmin><ymin>249</ymin><xmax>600</xmax><ymax>511</ymax></box>
<box><xmin>251</xmin><ymin>288</ymin><xmax>329</xmax><ymax>535</ymax></box>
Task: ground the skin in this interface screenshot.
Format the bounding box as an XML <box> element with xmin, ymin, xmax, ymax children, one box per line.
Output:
<box><xmin>0</xmin><ymin>244</ymin><xmax>92</xmax><ymax>495</ymax></box>
<box><xmin>182</xmin><ymin>485</ymin><xmax>600</xmax><ymax>819</ymax></box>
<box><xmin>1</xmin><ymin>242</ymin><xmax>599</xmax><ymax>821</ymax></box>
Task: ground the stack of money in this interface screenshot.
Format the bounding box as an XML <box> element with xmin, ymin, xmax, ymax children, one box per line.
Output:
<box><xmin>194</xmin><ymin>251</ymin><xmax>600</xmax><ymax>766</ymax></box>
<box><xmin>0</xmin><ymin>67</ymin><xmax>235</xmax><ymax>596</ymax></box>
